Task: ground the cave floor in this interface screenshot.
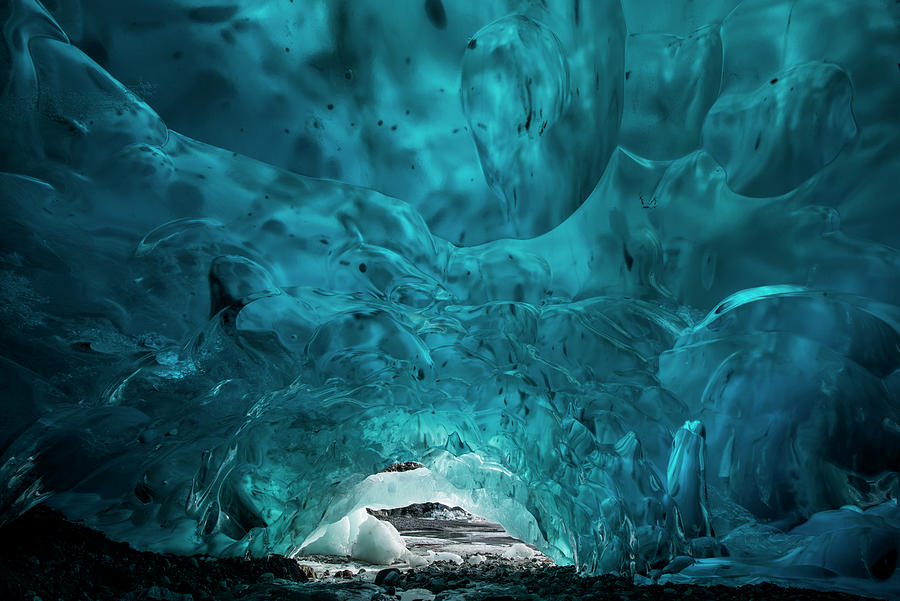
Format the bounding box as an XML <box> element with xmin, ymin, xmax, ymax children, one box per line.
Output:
<box><xmin>0</xmin><ymin>504</ymin><xmax>882</xmax><ymax>601</ymax></box>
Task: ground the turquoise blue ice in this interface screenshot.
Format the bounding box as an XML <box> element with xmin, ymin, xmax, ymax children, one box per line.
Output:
<box><xmin>1</xmin><ymin>0</ymin><xmax>899</xmax><ymax>596</ymax></box>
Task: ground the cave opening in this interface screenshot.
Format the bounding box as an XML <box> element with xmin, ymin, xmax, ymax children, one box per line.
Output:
<box><xmin>291</xmin><ymin>462</ymin><xmax>552</xmax><ymax>573</ymax></box>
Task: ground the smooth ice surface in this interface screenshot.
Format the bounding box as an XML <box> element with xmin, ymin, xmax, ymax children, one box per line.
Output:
<box><xmin>1</xmin><ymin>0</ymin><xmax>900</xmax><ymax>597</ymax></box>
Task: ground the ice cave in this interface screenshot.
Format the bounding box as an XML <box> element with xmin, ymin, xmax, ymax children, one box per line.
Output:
<box><xmin>1</xmin><ymin>0</ymin><xmax>899</xmax><ymax>599</ymax></box>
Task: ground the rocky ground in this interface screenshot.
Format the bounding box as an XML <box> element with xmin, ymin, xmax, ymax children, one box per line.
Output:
<box><xmin>0</xmin><ymin>504</ymin><xmax>884</xmax><ymax>601</ymax></box>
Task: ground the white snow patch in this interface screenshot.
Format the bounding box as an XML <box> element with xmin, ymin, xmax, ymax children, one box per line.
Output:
<box><xmin>502</xmin><ymin>542</ymin><xmax>537</xmax><ymax>560</ymax></box>
<box><xmin>427</xmin><ymin>551</ymin><xmax>464</xmax><ymax>565</ymax></box>
<box><xmin>404</xmin><ymin>552</ymin><xmax>429</xmax><ymax>567</ymax></box>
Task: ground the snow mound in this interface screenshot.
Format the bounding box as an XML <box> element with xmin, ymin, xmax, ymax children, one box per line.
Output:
<box><xmin>300</xmin><ymin>508</ymin><xmax>408</xmax><ymax>565</ymax></box>
<box><xmin>502</xmin><ymin>543</ymin><xmax>538</xmax><ymax>560</ymax></box>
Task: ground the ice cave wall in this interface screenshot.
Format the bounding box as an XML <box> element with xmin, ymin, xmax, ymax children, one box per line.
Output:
<box><xmin>1</xmin><ymin>0</ymin><xmax>900</xmax><ymax>593</ymax></box>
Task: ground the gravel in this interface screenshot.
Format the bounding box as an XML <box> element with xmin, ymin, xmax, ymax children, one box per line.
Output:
<box><xmin>0</xmin><ymin>505</ymin><xmax>884</xmax><ymax>601</ymax></box>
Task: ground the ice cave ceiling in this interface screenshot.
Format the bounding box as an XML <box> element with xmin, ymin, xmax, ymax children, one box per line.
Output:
<box><xmin>1</xmin><ymin>0</ymin><xmax>900</xmax><ymax>595</ymax></box>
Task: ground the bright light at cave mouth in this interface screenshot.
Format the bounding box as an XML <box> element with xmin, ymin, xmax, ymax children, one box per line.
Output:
<box><xmin>292</xmin><ymin>463</ymin><xmax>550</xmax><ymax>569</ymax></box>
<box><xmin>1</xmin><ymin>0</ymin><xmax>900</xmax><ymax>599</ymax></box>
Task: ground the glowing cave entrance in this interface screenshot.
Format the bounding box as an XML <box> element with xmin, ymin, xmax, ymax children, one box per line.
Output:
<box><xmin>292</xmin><ymin>463</ymin><xmax>548</xmax><ymax>568</ymax></box>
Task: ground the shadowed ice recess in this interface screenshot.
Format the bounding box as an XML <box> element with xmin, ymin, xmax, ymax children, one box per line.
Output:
<box><xmin>1</xmin><ymin>0</ymin><xmax>900</xmax><ymax>597</ymax></box>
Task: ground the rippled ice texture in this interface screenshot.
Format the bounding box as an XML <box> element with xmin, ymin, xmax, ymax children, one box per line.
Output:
<box><xmin>1</xmin><ymin>0</ymin><xmax>900</xmax><ymax>596</ymax></box>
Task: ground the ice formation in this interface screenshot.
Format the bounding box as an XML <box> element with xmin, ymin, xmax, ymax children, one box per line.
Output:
<box><xmin>299</xmin><ymin>507</ymin><xmax>408</xmax><ymax>565</ymax></box>
<box><xmin>1</xmin><ymin>0</ymin><xmax>899</xmax><ymax>596</ymax></box>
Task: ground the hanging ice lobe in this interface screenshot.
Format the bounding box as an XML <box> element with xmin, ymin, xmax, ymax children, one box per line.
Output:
<box><xmin>1</xmin><ymin>0</ymin><xmax>900</xmax><ymax>596</ymax></box>
<box><xmin>461</xmin><ymin>16</ymin><xmax>570</xmax><ymax>221</ymax></box>
<box><xmin>460</xmin><ymin>3</ymin><xmax>624</xmax><ymax>237</ymax></box>
<box><xmin>620</xmin><ymin>26</ymin><xmax>723</xmax><ymax>161</ymax></box>
<box><xmin>702</xmin><ymin>62</ymin><xmax>857</xmax><ymax>197</ymax></box>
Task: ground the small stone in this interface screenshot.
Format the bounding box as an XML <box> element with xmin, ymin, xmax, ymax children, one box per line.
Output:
<box><xmin>374</xmin><ymin>567</ymin><xmax>401</xmax><ymax>586</ymax></box>
<box><xmin>147</xmin><ymin>585</ymin><xmax>193</xmax><ymax>601</ymax></box>
<box><xmin>297</xmin><ymin>564</ymin><xmax>316</xmax><ymax>580</ymax></box>
<box><xmin>429</xmin><ymin>579</ymin><xmax>448</xmax><ymax>593</ymax></box>
<box><xmin>258</xmin><ymin>572</ymin><xmax>275</xmax><ymax>583</ymax></box>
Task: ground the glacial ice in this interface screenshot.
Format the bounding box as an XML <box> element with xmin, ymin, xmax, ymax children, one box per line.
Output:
<box><xmin>299</xmin><ymin>507</ymin><xmax>408</xmax><ymax>565</ymax></box>
<box><xmin>1</xmin><ymin>0</ymin><xmax>899</xmax><ymax>597</ymax></box>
